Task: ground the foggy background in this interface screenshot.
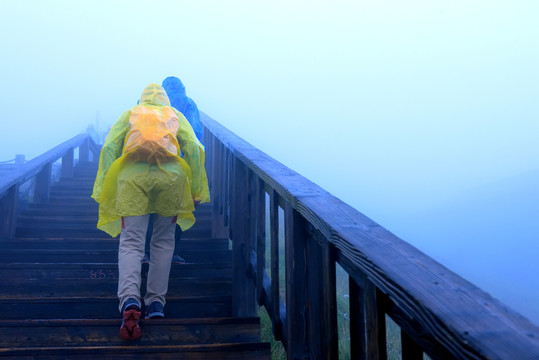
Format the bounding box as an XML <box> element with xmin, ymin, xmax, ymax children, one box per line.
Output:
<box><xmin>1</xmin><ymin>1</ymin><xmax>538</xmax><ymax>324</ymax></box>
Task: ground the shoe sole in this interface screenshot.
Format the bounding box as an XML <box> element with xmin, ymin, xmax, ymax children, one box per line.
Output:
<box><xmin>120</xmin><ymin>309</ymin><xmax>141</xmax><ymax>340</ymax></box>
<box><xmin>145</xmin><ymin>312</ymin><xmax>164</xmax><ymax>319</ymax></box>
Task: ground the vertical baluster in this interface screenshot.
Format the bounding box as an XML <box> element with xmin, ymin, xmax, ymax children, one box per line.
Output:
<box><xmin>219</xmin><ymin>142</ymin><xmax>225</xmax><ymax>216</ymax></box>
<box><xmin>247</xmin><ymin>168</ymin><xmax>257</xmax><ymax>258</ymax></box>
<box><xmin>350</xmin><ymin>277</ymin><xmax>365</xmax><ymax>360</ymax></box>
<box><xmin>204</xmin><ymin>131</ymin><xmax>212</xmax><ymax>176</ymax></box>
<box><xmin>350</xmin><ymin>276</ymin><xmax>387</xmax><ymax>360</ymax></box>
<box><xmin>365</xmin><ymin>282</ymin><xmax>387</xmax><ymax>360</ymax></box>
<box><xmin>270</xmin><ymin>190</ymin><xmax>282</xmax><ymax>339</ymax></box>
<box><xmin>224</xmin><ymin>148</ymin><xmax>231</xmax><ymax>228</ymax></box>
<box><xmin>61</xmin><ymin>148</ymin><xmax>74</xmax><ymax>178</ymax></box>
<box><xmin>34</xmin><ymin>163</ymin><xmax>52</xmax><ymax>203</ymax></box>
<box><xmin>401</xmin><ymin>330</ymin><xmax>423</xmax><ymax>360</ymax></box>
<box><xmin>79</xmin><ymin>138</ymin><xmax>90</xmax><ymax>162</ymax></box>
<box><xmin>307</xmin><ymin>231</ymin><xmax>338</xmax><ymax>359</ymax></box>
<box><xmin>255</xmin><ymin>178</ymin><xmax>266</xmax><ymax>305</ymax></box>
<box><xmin>0</xmin><ymin>184</ymin><xmax>19</xmax><ymax>238</ymax></box>
<box><xmin>231</xmin><ymin>157</ymin><xmax>256</xmax><ymax>317</ymax></box>
<box><xmin>204</xmin><ymin>133</ymin><xmax>212</xmax><ymax>187</ymax></box>
<box><xmin>284</xmin><ymin>202</ymin><xmax>309</xmax><ymax>359</ymax></box>
<box><xmin>211</xmin><ymin>135</ymin><xmax>221</xmax><ymax>239</ymax></box>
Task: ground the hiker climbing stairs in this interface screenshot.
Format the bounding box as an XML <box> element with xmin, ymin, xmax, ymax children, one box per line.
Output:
<box><xmin>0</xmin><ymin>160</ymin><xmax>270</xmax><ymax>359</ymax></box>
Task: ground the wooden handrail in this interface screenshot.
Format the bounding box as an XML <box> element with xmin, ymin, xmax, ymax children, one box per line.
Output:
<box><xmin>200</xmin><ymin>112</ymin><xmax>539</xmax><ymax>359</ymax></box>
<box><xmin>0</xmin><ymin>134</ymin><xmax>97</xmax><ymax>197</ymax></box>
<box><xmin>0</xmin><ymin>133</ymin><xmax>100</xmax><ymax>239</ymax></box>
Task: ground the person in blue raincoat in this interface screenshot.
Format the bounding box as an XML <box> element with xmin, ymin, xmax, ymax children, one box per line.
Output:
<box><xmin>162</xmin><ymin>76</ymin><xmax>203</xmax><ymax>142</ymax></box>
<box><xmin>160</xmin><ymin>76</ymin><xmax>204</xmax><ymax>264</ymax></box>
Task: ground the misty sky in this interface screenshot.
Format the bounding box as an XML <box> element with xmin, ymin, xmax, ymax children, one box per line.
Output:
<box><xmin>1</xmin><ymin>1</ymin><xmax>538</xmax><ymax>323</ymax></box>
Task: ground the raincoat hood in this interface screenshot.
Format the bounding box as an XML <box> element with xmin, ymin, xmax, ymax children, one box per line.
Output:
<box><xmin>139</xmin><ymin>83</ymin><xmax>171</xmax><ymax>106</ymax></box>
<box><xmin>162</xmin><ymin>76</ymin><xmax>186</xmax><ymax>96</ymax></box>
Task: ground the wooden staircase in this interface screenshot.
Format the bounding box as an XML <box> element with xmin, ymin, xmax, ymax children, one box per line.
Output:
<box><xmin>0</xmin><ymin>161</ymin><xmax>270</xmax><ymax>359</ymax></box>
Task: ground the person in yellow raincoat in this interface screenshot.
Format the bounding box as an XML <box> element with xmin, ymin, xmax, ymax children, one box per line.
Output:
<box><xmin>92</xmin><ymin>83</ymin><xmax>209</xmax><ymax>340</ymax></box>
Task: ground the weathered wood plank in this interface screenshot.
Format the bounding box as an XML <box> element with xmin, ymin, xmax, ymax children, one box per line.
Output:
<box><xmin>0</xmin><ymin>317</ymin><xmax>261</xmax><ymax>348</ymax></box>
<box><xmin>0</xmin><ymin>262</ymin><xmax>232</xmax><ymax>280</ymax></box>
<box><xmin>79</xmin><ymin>138</ymin><xmax>90</xmax><ymax>162</ymax></box>
<box><xmin>0</xmin><ymin>133</ymin><xmax>89</xmax><ymax>196</ymax></box>
<box><xmin>0</xmin><ymin>249</ymin><xmax>232</xmax><ymax>263</ymax></box>
<box><xmin>0</xmin><ymin>342</ymin><xmax>271</xmax><ymax>359</ymax></box>
<box><xmin>61</xmin><ymin>147</ymin><xmax>74</xmax><ymax>178</ymax></box>
<box><xmin>349</xmin><ymin>276</ymin><xmax>366</xmax><ymax>360</ymax></box>
<box><xmin>201</xmin><ymin>112</ymin><xmax>539</xmax><ymax>359</ymax></box>
<box><xmin>270</xmin><ymin>189</ymin><xmax>283</xmax><ymax>340</ymax></box>
<box><xmin>284</xmin><ymin>203</ymin><xmax>309</xmax><ymax>359</ymax></box>
<box><xmin>307</xmin><ymin>230</ymin><xmax>338</xmax><ymax>360</ymax></box>
<box><xmin>211</xmin><ymin>134</ymin><xmax>222</xmax><ymax>238</ymax></box>
<box><xmin>34</xmin><ymin>162</ymin><xmax>52</xmax><ymax>203</ymax></box>
<box><xmin>0</xmin><ymin>296</ymin><xmax>233</xmax><ymax>320</ymax></box>
<box><xmin>0</xmin><ymin>184</ymin><xmax>18</xmax><ymax>239</ymax></box>
<box><xmin>0</xmin><ymin>278</ymin><xmax>231</xmax><ymax>298</ymax></box>
<box><xmin>225</xmin><ymin>147</ymin><xmax>232</xmax><ymax>228</ymax></box>
<box><xmin>231</xmin><ymin>157</ymin><xmax>256</xmax><ymax>317</ymax></box>
<box><xmin>256</xmin><ymin>178</ymin><xmax>266</xmax><ymax>306</ymax></box>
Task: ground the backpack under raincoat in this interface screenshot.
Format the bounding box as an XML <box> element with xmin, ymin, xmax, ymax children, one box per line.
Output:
<box><xmin>91</xmin><ymin>83</ymin><xmax>210</xmax><ymax>237</ymax></box>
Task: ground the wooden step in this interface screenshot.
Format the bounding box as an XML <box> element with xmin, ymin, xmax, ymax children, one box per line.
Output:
<box><xmin>1</xmin><ymin>249</ymin><xmax>232</xmax><ymax>263</ymax></box>
<box><xmin>25</xmin><ymin>203</ymin><xmax>99</xmax><ymax>212</ymax></box>
<box><xmin>52</xmin><ymin>178</ymin><xmax>96</xmax><ymax>184</ymax></box>
<box><xmin>22</xmin><ymin>203</ymin><xmax>213</xmax><ymax>215</ymax></box>
<box><xmin>14</xmin><ymin>228</ymin><xmax>212</xmax><ymax>239</ymax></box>
<box><xmin>47</xmin><ymin>199</ymin><xmax>100</xmax><ymax>206</ymax></box>
<box><xmin>0</xmin><ymin>277</ymin><xmax>231</xmax><ymax>298</ymax></box>
<box><xmin>0</xmin><ymin>263</ymin><xmax>232</xmax><ymax>279</ymax></box>
<box><xmin>50</xmin><ymin>182</ymin><xmax>95</xmax><ymax>189</ymax></box>
<box><xmin>16</xmin><ymin>216</ymin><xmax>212</xmax><ymax>225</ymax></box>
<box><xmin>0</xmin><ymin>317</ymin><xmax>262</xmax><ymax>348</ymax></box>
<box><xmin>22</xmin><ymin>206</ymin><xmax>99</xmax><ymax>215</ymax></box>
<box><xmin>0</xmin><ymin>238</ymin><xmax>228</xmax><ymax>251</ymax></box>
<box><xmin>49</xmin><ymin>191</ymin><xmax>93</xmax><ymax>198</ymax></box>
<box><xmin>0</xmin><ymin>342</ymin><xmax>271</xmax><ymax>359</ymax></box>
<box><xmin>0</xmin><ymin>296</ymin><xmax>232</xmax><ymax>320</ymax></box>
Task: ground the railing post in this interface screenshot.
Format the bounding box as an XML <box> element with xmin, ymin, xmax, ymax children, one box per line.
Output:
<box><xmin>284</xmin><ymin>203</ymin><xmax>339</xmax><ymax>359</ymax></box>
<box><xmin>308</xmin><ymin>231</ymin><xmax>338</xmax><ymax>359</ymax></box>
<box><xmin>285</xmin><ymin>202</ymin><xmax>310</xmax><ymax>359</ymax></box>
<box><xmin>231</xmin><ymin>156</ymin><xmax>256</xmax><ymax>317</ymax></box>
<box><xmin>0</xmin><ymin>184</ymin><xmax>19</xmax><ymax>239</ymax></box>
<box><xmin>79</xmin><ymin>138</ymin><xmax>90</xmax><ymax>162</ymax></box>
<box><xmin>61</xmin><ymin>148</ymin><xmax>74</xmax><ymax>178</ymax></box>
<box><xmin>210</xmin><ymin>136</ymin><xmax>228</xmax><ymax>239</ymax></box>
<box><xmin>210</xmin><ymin>134</ymin><xmax>220</xmax><ymax>238</ymax></box>
<box><xmin>224</xmin><ymin>148</ymin><xmax>231</xmax><ymax>229</ymax></box>
<box><xmin>255</xmin><ymin>178</ymin><xmax>266</xmax><ymax>306</ymax></box>
<box><xmin>34</xmin><ymin>162</ymin><xmax>52</xmax><ymax>203</ymax></box>
<box><xmin>270</xmin><ymin>190</ymin><xmax>284</xmax><ymax>340</ymax></box>
<box><xmin>350</xmin><ymin>275</ymin><xmax>387</xmax><ymax>360</ymax></box>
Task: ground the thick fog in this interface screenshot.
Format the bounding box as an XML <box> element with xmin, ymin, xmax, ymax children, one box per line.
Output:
<box><xmin>1</xmin><ymin>1</ymin><xmax>538</xmax><ymax>323</ymax></box>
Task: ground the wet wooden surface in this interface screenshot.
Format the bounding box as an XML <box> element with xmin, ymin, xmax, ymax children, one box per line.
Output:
<box><xmin>0</xmin><ymin>160</ymin><xmax>270</xmax><ymax>359</ymax></box>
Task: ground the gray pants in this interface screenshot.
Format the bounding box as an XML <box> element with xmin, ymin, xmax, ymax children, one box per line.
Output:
<box><xmin>118</xmin><ymin>214</ymin><xmax>176</xmax><ymax>312</ymax></box>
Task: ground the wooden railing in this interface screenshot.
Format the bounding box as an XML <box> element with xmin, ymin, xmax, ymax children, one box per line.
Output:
<box><xmin>0</xmin><ymin>134</ymin><xmax>100</xmax><ymax>238</ymax></box>
<box><xmin>201</xmin><ymin>112</ymin><xmax>539</xmax><ymax>360</ymax></box>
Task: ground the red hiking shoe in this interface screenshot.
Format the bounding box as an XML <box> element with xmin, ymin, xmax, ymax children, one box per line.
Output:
<box><xmin>120</xmin><ymin>299</ymin><xmax>141</xmax><ymax>340</ymax></box>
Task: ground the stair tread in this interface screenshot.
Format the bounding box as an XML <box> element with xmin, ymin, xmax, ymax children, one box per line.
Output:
<box><xmin>0</xmin><ymin>162</ymin><xmax>265</xmax><ymax>359</ymax></box>
<box><xmin>0</xmin><ymin>316</ymin><xmax>258</xmax><ymax>327</ymax></box>
<box><xmin>0</xmin><ymin>342</ymin><xmax>271</xmax><ymax>359</ymax></box>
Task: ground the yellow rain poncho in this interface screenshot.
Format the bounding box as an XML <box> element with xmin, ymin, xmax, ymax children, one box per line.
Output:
<box><xmin>92</xmin><ymin>83</ymin><xmax>210</xmax><ymax>237</ymax></box>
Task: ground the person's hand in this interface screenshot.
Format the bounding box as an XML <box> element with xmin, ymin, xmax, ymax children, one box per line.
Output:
<box><xmin>193</xmin><ymin>199</ymin><xmax>201</xmax><ymax>208</ymax></box>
